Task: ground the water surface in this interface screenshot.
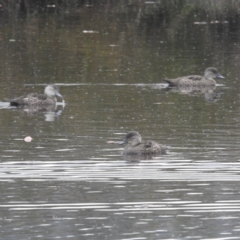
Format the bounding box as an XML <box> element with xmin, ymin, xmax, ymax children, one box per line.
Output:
<box><xmin>1</xmin><ymin>1</ymin><xmax>240</xmax><ymax>239</ymax></box>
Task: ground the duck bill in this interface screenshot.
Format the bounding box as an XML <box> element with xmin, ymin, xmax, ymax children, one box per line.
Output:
<box><xmin>119</xmin><ymin>139</ymin><xmax>127</xmax><ymax>145</ymax></box>
<box><xmin>216</xmin><ymin>73</ymin><xmax>224</xmax><ymax>79</ymax></box>
<box><xmin>56</xmin><ymin>92</ymin><xmax>63</xmax><ymax>98</ymax></box>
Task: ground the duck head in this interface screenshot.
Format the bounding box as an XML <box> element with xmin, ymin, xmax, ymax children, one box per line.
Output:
<box><xmin>44</xmin><ymin>85</ymin><xmax>63</xmax><ymax>99</ymax></box>
<box><xmin>120</xmin><ymin>131</ymin><xmax>142</xmax><ymax>146</ymax></box>
<box><xmin>204</xmin><ymin>67</ymin><xmax>224</xmax><ymax>79</ymax></box>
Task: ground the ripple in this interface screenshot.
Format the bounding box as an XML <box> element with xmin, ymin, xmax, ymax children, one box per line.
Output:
<box><xmin>1</xmin><ymin>160</ymin><xmax>240</xmax><ymax>182</ymax></box>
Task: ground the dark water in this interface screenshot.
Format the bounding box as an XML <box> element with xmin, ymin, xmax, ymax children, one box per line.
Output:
<box><xmin>1</xmin><ymin>1</ymin><xmax>240</xmax><ymax>239</ymax></box>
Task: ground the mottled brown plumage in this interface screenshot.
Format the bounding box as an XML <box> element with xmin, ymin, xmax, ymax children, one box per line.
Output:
<box><xmin>9</xmin><ymin>85</ymin><xmax>63</xmax><ymax>107</ymax></box>
<box><xmin>120</xmin><ymin>131</ymin><xmax>167</xmax><ymax>155</ymax></box>
<box><xmin>164</xmin><ymin>67</ymin><xmax>224</xmax><ymax>87</ymax></box>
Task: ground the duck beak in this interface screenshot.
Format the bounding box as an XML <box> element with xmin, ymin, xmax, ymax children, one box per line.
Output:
<box><xmin>56</xmin><ymin>92</ymin><xmax>63</xmax><ymax>98</ymax></box>
<box><xmin>216</xmin><ymin>73</ymin><xmax>224</xmax><ymax>79</ymax></box>
<box><xmin>119</xmin><ymin>139</ymin><xmax>127</xmax><ymax>145</ymax></box>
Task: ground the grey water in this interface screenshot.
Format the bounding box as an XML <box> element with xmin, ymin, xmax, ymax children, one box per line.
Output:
<box><xmin>1</xmin><ymin>1</ymin><xmax>240</xmax><ymax>239</ymax></box>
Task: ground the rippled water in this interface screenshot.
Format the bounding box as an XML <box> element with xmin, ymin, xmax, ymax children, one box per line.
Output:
<box><xmin>1</xmin><ymin>1</ymin><xmax>240</xmax><ymax>239</ymax></box>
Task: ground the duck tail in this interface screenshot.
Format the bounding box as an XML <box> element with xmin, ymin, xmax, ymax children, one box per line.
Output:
<box><xmin>162</xmin><ymin>145</ymin><xmax>168</xmax><ymax>154</ymax></box>
<box><xmin>163</xmin><ymin>78</ymin><xmax>175</xmax><ymax>87</ymax></box>
<box><xmin>5</xmin><ymin>98</ymin><xmax>21</xmax><ymax>107</ymax></box>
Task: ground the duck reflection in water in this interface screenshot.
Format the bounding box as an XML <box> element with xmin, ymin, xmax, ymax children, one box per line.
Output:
<box><xmin>20</xmin><ymin>104</ymin><xmax>65</xmax><ymax>122</ymax></box>
<box><xmin>123</xmin><ymin>153</ymin><xmax>156</xmax><ymax>162</ymax></box>
<box><xmin>6</xmin><ymin>84</ymin><xmax>65</xmax><ymax>121</ymax></box>
<box><xmin>164</xmin><ymin>85</ymin><xmax>223</xmax><ymax>103</ymax></box>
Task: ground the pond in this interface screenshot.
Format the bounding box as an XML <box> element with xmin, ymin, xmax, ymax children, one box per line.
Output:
<box><xmin>1</xmin><ymin>1</ymin><xmax>240</xmax><ymax>239</ymax></box>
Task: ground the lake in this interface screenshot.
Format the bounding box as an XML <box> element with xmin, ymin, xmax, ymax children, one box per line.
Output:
<box><xmin>1</xmin><ymin>1</ymin><xmax>240</xmax><ymax>239</ymax></box>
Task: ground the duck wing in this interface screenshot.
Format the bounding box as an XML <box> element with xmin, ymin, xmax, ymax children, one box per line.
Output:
<box><xmin>163</xmin><ymin>75</ymin><xmax>202</xmax><ymax>86</ymax></box>
<box><xmin>163</xmin><ymin>78</ymin><xmax>179</xmax><ymax>86</ymax></box>
<box><xmin>9</xmin><ymin>93</ymin><xmax>47</xmax><ymax>106</ymax></box>
<box><xmin>144</xmin><ymin>140</ymin><xmax>167</xmax><ymax>154</ymax></box>
<box><xmin>143</xmin><ymin>140</ymin><xmax>160</xmax><ymax>153</ymax></box>
<box><xmin>186</xmin><ymin>75</ymin><xmax>203</xmax><ymax>81</ymax></box>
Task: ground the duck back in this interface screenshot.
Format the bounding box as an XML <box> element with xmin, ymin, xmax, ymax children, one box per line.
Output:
<box><xmin>10</xmin><ymin>93</ymin><xmax>54</xmax><ymax>106</ymax></box>
<box><xmin>123</xmin><ymin>140</ymin><xmax>167</xmax><ymax>155</ymax></box>
<box><xmin>164</xmin><ymin>75</ymin><xmax>216</xmax><ymax>86</ymax></box>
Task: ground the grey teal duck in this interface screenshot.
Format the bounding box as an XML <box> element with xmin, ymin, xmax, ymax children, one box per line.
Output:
<box><xmin>164</xmin><ymin>67</ymin><xmax>224</xmax><ymax>87</ymax></box>
<box><xmin>120</xmin><ymin>131</ymin><xmax>167</xmax><ymax>155</ymax></box>
<box><xmin>9</xmin><ymin>84</ymin><xmax>63</xmax><ymax>107</ymax></box>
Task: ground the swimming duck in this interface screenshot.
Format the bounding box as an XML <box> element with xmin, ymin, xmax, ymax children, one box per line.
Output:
<box><xmin>9</xmin><ymin>84</ymin><xmax>63</xmax><ymax>107</ymax></box>
<box><xmin>163</xmin><ymin>67</ymin><xmax>224</xmax><ymax>86</ymax></box>
<box><xmin>120</xmin><ymin>131</ymin><xmax>167</xmax><ymax>155</ymax></box>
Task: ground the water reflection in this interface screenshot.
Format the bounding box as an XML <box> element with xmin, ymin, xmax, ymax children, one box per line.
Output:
<box><xmin>0</xmin><ymin>101</ymin><xmax>65</xmax><ymax>121</ymax></box>
<box><xmin>19</xmin><ymin>102</ymin><xmax>65</xmax><ymax>121</ymax></box>
<box><xmin>123</xmin><ymin>153</ymin><xmax>161</xmax><ymax>162</ymax></box>
<box><xmin>164</xmin><ymin>85</ymin><xmax>224</xmax><ymax>102</ymax></box>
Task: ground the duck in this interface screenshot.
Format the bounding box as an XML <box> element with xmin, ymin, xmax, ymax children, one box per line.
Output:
<box><xmin>120</xmin><ymin>131</ymin><xmax>167</xmax><ymax>155</ymax></box>
<box><xmin>9</xmin><ymin>84</ymin><xmax>63</xmax><ymax>107</ymax></box>
<box><xmin>163</xmin><ymin>67</ymin><xmax>224</xmax><ymax>87</ymax></box>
